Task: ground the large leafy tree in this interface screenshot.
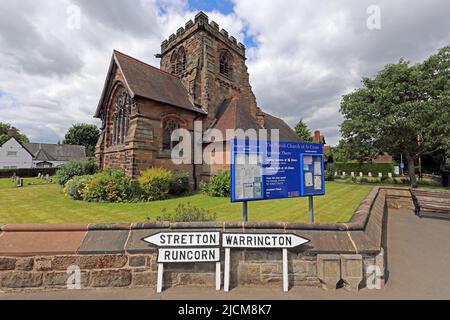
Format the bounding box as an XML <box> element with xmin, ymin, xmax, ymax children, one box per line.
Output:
<box><xmin>294</xmin><ymin>119</ymin><xmax>313</xmax><ymax>142</ymax></box>
<box><xmin>0</xmin><ymin>123</ymin><xmax>29</xmax><ymax>145</ymax></box>
<box><xmin>340</xmin><ymin>45</ymin><xmax>450</xmax><ymax>187</ymax></box>
<box><xmin>63</xmin><ymin>124</ymin><xmax>100</xmax><ymax>157</ymax></box>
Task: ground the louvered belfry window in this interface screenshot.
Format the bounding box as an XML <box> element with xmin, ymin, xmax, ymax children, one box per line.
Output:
<box><xmin>171</xmin><ymin>47</ymin><xmax>186</xmax><ymax>76</ymax></box>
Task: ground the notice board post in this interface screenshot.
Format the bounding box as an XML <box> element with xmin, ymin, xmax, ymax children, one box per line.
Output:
<box><xmin>243</xmin><ymin>201</ymin><xmax>248</xmax><ymax>222</ymax></box>
<box><xmin>308</xmin><ymin>196</ymin><xmax>314</xmax><ymax>224</ymax></box>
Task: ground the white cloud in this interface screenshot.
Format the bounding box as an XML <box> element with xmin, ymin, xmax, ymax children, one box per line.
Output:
<box><xmin>0</xmin><ymin>0</ymin><xmax>449</xmax><ymax>145</ymax></box>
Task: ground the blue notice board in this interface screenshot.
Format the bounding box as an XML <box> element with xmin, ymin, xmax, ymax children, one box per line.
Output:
<box><xmin>231</xmin><ymin>140</ymin><xmax>325</xmax><ymax>203</ymax></box>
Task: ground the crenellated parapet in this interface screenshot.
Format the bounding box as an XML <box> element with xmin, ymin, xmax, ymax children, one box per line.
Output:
<box><xmin>161</xmin><ymin>11</ymin><xmax>246</xmax><ymax>57</ymax></box>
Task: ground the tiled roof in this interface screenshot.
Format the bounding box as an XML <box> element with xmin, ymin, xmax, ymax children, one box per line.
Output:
<box><xmin>95</xmin><ymin>51</ymin><xmax>206</xmax><ymax>117</ymax></box>
<box><xmin>213</xmin><ymin>97</ymin><xmax>261</xmax><ymax>136</ymax></box>
<box><xmin>263</xmin><ymin>113</ymin><xmax>301</xmax><ymax>142</ymax></box>
<box><xmin>23</xmin><ymin>143</ymin><xmax>87</xmax><ymax>162</ymax></box>
<box><xmin>210</xmin><ymin>98</ymin><xmax>300</xmax><ymax>143</ymax></box>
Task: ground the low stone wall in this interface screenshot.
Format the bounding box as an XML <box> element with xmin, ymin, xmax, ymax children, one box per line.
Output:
<box><xmin>0</xmin><ymin>187</ymin><xmax>405</xmax><ymax>292</ymax></box>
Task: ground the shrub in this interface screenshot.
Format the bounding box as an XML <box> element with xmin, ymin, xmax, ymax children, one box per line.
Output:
<box><xmin>169</xmin><ymin>172</ymin><xmax>190</xmax><ymax>196</ymax></box>
<box><xmin>128</xmin><ymin>180</ymin><xmax>144</xmax><ymax>202</ymax></box>
<box><xmin>64</xmin><ymin>175</ymin><xmax>92</xmax><ymax>200</ymax></box>
<box><xmin>200</xmin><ymin>171</ymin><xmax>231</xmax><ymax>197</ymax></box>
<box><xmin>82</xmin><ymin>170</ymin><xmax>132</xmax><ymax>203</ymax></box>
<box><xmin>156</xmin><ymin>203</ymin><xmax>217</xmax><ymax>222</ymax></box>
<box><xmin>56</xmin><ymin>159</ymin><xmax>98</xmax><ymax>186</ymax></box>
<box><xmin>138</xmin><ymin>167</ymin><xmax>173</xmax><ymax>201</ymax></box>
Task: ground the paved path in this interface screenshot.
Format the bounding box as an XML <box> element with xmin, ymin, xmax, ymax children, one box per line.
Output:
<box><xmin>1</xmin><ymin>208</ymin><xmax>450</xmax><ymax>300</ymax></box>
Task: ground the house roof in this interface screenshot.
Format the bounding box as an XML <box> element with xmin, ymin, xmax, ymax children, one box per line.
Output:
<box><xmin>95</xmin><ymin>50</ymin><xmax>206</xmax><ymax>118</ymax></box>
<box><xmin>23</xmin><ymin>143</ymin><xmax>87</xmax><ymax>162</ymax></box>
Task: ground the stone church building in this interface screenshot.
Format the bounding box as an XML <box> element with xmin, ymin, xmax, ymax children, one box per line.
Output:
<box><xmin>94</xmin><ymin>12</ymin><xmax>299</xmax><ymax>187</ymax></box>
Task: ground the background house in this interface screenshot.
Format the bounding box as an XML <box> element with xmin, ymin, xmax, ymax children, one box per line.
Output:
<box><xmin>0</xmin><ymin>127</ymin><xmax>87</xmax><ymax>169</ymax></box>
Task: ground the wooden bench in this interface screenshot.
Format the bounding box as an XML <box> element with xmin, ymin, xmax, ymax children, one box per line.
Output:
<box><xmin>411</xmin><ymin>189</ymin><xmax>450</xmax><ymax>220</ymax></box>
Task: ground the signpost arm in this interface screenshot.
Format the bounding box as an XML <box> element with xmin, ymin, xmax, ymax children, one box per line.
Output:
<box><xmin>224</xmin><ymin>248</ymin><xmax>231</xmax><ymax>292</ymax></box>
<box><xmin>243</xmin><ymin>201</ymin><xmax>248</xmax><ymax>223</ymax></box>
<box><xmin>283</xmin><ymin>249</ymin><xmax>289</xmax><ymax>292</ymax></box>
<box><xmin>157</xmin><ymin>263</ymin><xmax>164</xmax><ymax>293</ymax></box>
<box><xmin>308</xmin><ymin>196</ymin><xmax>314</xmax><ymax>224</ymax></box>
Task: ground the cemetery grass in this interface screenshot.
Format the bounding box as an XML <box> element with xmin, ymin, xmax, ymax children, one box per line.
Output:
<box><xmin>0</xmin><ymin>178</ymin><xmax>375</xmax><ymax>224</ymax></box>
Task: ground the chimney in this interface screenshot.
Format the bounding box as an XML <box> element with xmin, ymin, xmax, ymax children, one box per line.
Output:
<box><xmin>257</xmin><ymin>113</ymin><xmax>265</xmax><ymax>129</ymax></box>
<box><xmin>314</xmin><ymin>130</ymin><xmax>321</xmax><ymax>144</ymax></box>
<box><xmin>7</xmin><ymin>127</ymin><xmax>17</xmax><ymax>138</ymax></box>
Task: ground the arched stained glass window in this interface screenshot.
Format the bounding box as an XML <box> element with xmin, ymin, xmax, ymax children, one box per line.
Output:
<box><xmin>162</xmin><ymin>119</ymin><xmax>180</xmax><ymax>151</ymax></box>
<box><xmin>112</xmin><ymin>91</ymin><xmax>131</xmax><ymax>145</ymax></box>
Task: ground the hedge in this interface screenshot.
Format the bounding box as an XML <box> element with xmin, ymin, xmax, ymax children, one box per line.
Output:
<box><xmin>0</xmin><ymin>167</ymin><xmax>58</xmax><ymax>178</ymax></box>
<box><xmin>333</xmin><ymin>162</ymin><xmax>394</xmax><ymax>176</ymax></box>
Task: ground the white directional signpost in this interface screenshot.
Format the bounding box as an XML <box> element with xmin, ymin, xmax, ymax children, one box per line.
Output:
<box><xmin>222</xmin><ymin>233</ymin><xmax>310</xmax><ymax>292</ymax></box>
<box><xmin>143</xmin><ymin>232</ymin><xmax>221</xmax><ymax>293</ymax></box>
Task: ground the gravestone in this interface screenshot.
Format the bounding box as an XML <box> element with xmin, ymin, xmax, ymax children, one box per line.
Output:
<box><xmin>359</xmin><ymin>172</ymin><xmax>363</xmax><ymax>177</ymax></box>
<box><xmin>342</xmin><ymin>172</ymin><xmax>346</xmax><ymax>177</ymax></box>
<box><xmin>388</xmin><ymin>173</ymin><xmax>393</xmax><ymax>178</ymax></box>
<box><xmin>16</xmin><ymin>178</ymin><xmax>23</xmax><ymax>188</ymax></box>
<box><xmin>368</xmin><ymin>172</ymin><xmax>372</xmax><ymax>177</ymax></box>
<box><xmin>351</xmin><ymin>172</ymin><xmax>355</xmax><ymax>177</ymax></box>
<box><xmin>378</xmin><ymin>173</ymin><xmax>382</xmax><ymax>178</ymax></box>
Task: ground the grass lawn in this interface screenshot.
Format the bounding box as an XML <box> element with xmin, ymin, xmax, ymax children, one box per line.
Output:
<box><xmin>0</xmin><ymin>178</ymin><xmax>376</xmax><ymax>224</ymax></box>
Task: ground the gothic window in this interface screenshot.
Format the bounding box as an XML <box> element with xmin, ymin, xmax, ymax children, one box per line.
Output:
<box><xmin>112</xmin><ymin>91</ymin><xmax>131</xmax><ymax>145</ymax></box>
<box><xmin>170</xmin><ymin>47</ymin><xmax>186</xmax><ymax>76</ymax></box>
<box><xmin>162</xmin><ymin>119</ymin><xmax>180</xmax><ymax>151</ymax></box>
<box><xmin>219</xmin><ymin>50</ymin><xmax>232</xmax><ymax>78</ymax></box>
<box><xmin>170</xmin><ymin>52</ymin><xmax>177</xmax><ymax>74</ymax></box>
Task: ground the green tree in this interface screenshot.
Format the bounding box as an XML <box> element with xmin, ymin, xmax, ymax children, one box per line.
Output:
<box><xmin>0</xmin><ymin>123</ymin><xmax>29</xmax><ymax>145</ymax></box>
<box><xmin>340</xmin><ymin>46</ymin><xmax>450</xmax><ymax>187</ymax></box>
<box><xmin>294</xmin><ymin>119</ymin><xmax>313</xmax><ymax>142</ymax></box>
<box><xmin>63</xmin><ymin>124</ymin><xmax>100</xmax><ymax>157</ymax></box>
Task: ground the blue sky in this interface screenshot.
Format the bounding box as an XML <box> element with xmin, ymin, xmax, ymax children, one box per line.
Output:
<box><xmin>187</xmin><ymin>0</ymin><xmax>257</xmax><ymax>48</ymax></box>
<box><xmin>188</xmin><ymin>0</ymin><xmax>234</xmax><ymax>15</ymax></box>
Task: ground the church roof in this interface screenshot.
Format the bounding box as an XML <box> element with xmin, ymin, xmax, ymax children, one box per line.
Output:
<box><xmin>209</xmin><ymin>98</ymin><xmax>300</xmax><ymax>143</ymax></box>
<box><xmin>23</xmin><ymin>143</ymin><xmax>87</xmax><ymax>162</ymax></box>
<box><xmin>95</xmin><ymin>51</ymin><xmax>205</xmax><ymax>118</ymax></box>
<box><xmin>263</xmin><ymin>113</ymin><xmax>301</xmax><ymax>142</ymax></box>
<box><xmin>213</xmin><ymin>97</ymin><xmax>261</xmax><ymax>135</ymax></box>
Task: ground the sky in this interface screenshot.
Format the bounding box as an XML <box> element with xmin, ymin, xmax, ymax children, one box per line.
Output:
<box><xmin>0</xmin><ymin>0</ymin><xmax>449</xmax><ymax>146</ymax></box>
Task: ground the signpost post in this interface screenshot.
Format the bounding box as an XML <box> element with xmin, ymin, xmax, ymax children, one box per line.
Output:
<box><xmin>222</xmin><ymin>233</ymin><xmax>309</xmax><ymax>292</ymax></box>
<box><xmin>144</xmin><ymin>232</ymin><xmax>221</xmax><ymax>293</ymax></box>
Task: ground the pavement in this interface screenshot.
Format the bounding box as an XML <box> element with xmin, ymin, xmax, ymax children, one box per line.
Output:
<box><xmin>1</xmin><ymin>208</ymin><xmax>450</xmax><ymax>300</ymax></box>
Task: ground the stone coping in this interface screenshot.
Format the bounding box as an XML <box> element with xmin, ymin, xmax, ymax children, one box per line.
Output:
<box><xmin>0</xmin><ymin>187</ymin><xmax>406</xmax><ymax>257</ymax></box>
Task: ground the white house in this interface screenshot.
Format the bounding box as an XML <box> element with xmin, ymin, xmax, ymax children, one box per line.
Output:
<box><xmin>0</xmin><ymin>127</ymin><xmax>87</xmax><ymax>169</ymax></box>
<box><xmin>0</xmin><ymin>137</ymin><xmax>34</xmax><ymax>169</ymax></box>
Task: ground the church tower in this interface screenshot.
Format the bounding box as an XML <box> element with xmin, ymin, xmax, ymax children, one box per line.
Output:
<box><xmin>159</xmin><ymin>12</ymin><xmax>261</xmax><ymax>128</ymax></box>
